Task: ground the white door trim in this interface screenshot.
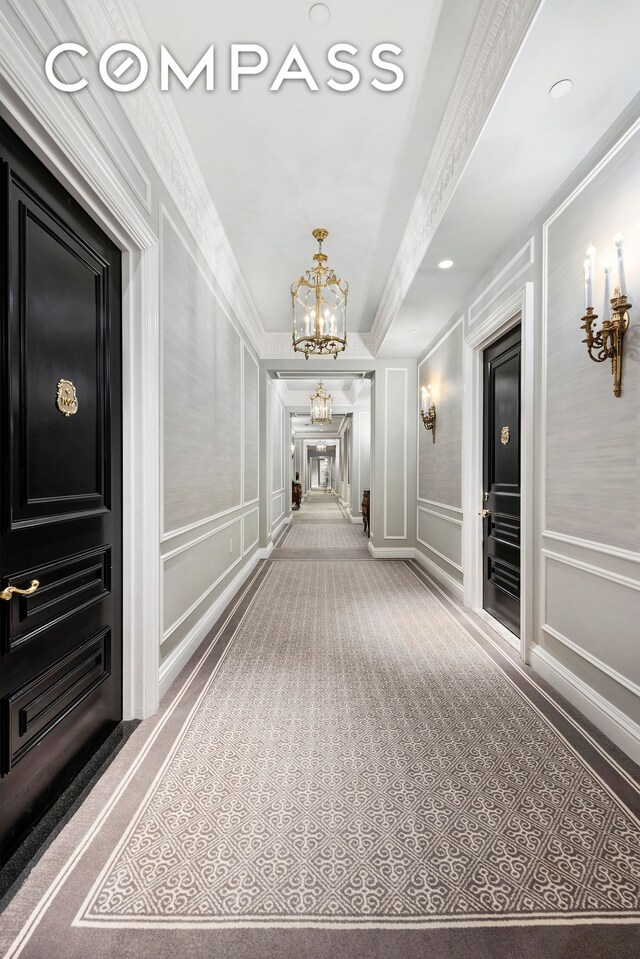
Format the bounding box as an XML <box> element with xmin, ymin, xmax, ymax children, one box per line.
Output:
<box><xmin>1</xmin><ymin>47</ymin><xmax>162</xmax><ymax>718</ymax></box>
<box><xmin>462</xmin><ymin>282</ymin><xmax>534</xmax><ymax>664</ymax></box>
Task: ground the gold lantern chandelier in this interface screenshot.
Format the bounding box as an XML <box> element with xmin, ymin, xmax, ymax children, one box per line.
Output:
<box><xmin>291</xmin><ymin>228</ymin><xmax>348</xmax><ymax>358</ymax></box>
<box><xmin>316</xmin><ymin>440</ymin><xmax>327</xmax><ymax>453</ymax></box>
<box><xmin>310</xmin><ymin>381</ymin><xmax>332</xmax><ymax>424</ymax></box>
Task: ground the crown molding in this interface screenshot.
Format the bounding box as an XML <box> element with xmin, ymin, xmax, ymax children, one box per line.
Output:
<box><xmin>370</xmin><ymin>0</ymin><xmax>543</xmax><ymax>355</ymax></box>
<box><xmin>65</xmin><ymin>0</ymin><xmax>266</xmax><ymax>355</ymax></box>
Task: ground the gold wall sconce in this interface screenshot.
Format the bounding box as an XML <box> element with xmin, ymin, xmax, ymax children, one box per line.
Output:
<box><xmin>581</xmin><ymin>236</ymin><xmax>631</xmax><ymax>397</ymax></box>
<box><xmin>420</xmin><ymin>384</ymin><xmax>436</xmax><ymax>442</ymax></box>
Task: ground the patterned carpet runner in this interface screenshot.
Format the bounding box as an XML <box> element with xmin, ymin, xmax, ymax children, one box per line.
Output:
<box><xmin>73</xmin><ymin>561</ymin><xmax>640</xmax><ymax>928</ymax></box>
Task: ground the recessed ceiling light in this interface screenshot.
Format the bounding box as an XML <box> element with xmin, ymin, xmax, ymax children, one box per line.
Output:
<box><xmin>309</xmin><ymin>3</ymin><xmax>331</xmax><ymax>24</ymax></box>
<box><xmin>438</xmin><ymin>259</ymin><xmax>454</xmax><ymax>270</ymax></box>
<box><xmin>549</xmin><ymin>78</ymin><xmax>573</xmax><ymax>99</ymax></box>
<box><xmin>410</xmin><ymin>329</ymin><xmax>419</xmax><ymax>334</ymax></box>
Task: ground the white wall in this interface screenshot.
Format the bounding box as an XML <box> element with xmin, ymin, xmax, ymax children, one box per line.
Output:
<box><xmin>414</xmin><ymin>105</ymin><xmax>640</xmax><ymax>761</ymax></box>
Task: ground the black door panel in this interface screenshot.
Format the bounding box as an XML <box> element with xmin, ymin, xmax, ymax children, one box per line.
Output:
<box><xmin>483</xmin><ymin>326</ymin><xmax>521</xmax><ymax>637</ymax></box>
<box><xmin>0</xmin><ymin>119</ymin><xmax>122</xmax><ymax>861</ymax></box>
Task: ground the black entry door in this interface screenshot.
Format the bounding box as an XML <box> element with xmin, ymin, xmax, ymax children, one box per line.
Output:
<box><xmin>482</xmin><ymin>325</ymin><xmax>521</xmax><ymax>637</ymax></box>
<box><xmin>0</xmin><ymin>120</ymin><xmax>122</xmax><ymax>861</ymax></box>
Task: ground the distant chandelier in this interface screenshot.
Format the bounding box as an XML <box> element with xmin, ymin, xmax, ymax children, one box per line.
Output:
<box><xmin>310</xmin><ymin>381</ymin><xmax>332</xmax><ymax>424</ymax></box>
<box><xmin>316</xmin><ymin>440</ymin><xmax>327</xmax><ymax>453</ymax></box>
<box><xmin>291</xmin><ymin>228</ymin><xmax>348</xmax><ymax>358</ymax></box>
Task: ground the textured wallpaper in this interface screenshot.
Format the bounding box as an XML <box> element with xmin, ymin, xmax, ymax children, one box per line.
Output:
<box><xmin>162</xmin><ymin>217</ymin><xmax>242</xmax><ymax>533</ymax></box>
<box><xmin>418</xmin><ymin>322</ymin><xmax>463</xmax><ymax>509</ymax></box>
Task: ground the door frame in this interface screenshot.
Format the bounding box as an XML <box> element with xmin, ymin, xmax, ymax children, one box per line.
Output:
<box><xmin>462</xmin><ymin>282</ymin><xmax>534</xmax><ymax>663</ymax></box>
<box><xmin>1</xmin><ymin>43</ymin><xmax>161</xmax><ymax>718</ymax></box>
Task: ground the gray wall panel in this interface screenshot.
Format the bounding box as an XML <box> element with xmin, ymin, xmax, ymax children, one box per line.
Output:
<box><xmin>243</xmin><ymin>348</ymin><xmax>259</xmax><ymax>502</ymax></box>
<box><xmin>418</xmin><ymin>322</ymin><xmax>463</xmax><ymax>509</ymax></box>
<box><xmin>163</xmin><ymin>518</ymin><xmax>242</xmax><ymax>639</ymax></box>
<box><xmin>163</xmin><ymin>217</ymin><xmax>242</xmax><ymax>533</ymax></box>
<box><xmin>545</xmin><ymin>130</ymin><xmax>640</xmax><ymax>550</ymax></box>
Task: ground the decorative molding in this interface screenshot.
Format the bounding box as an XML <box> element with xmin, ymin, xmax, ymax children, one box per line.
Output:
<box><xmin>0</xmin><ymin>9</ymin><xmax>156</xmax><ymax>251</ymax></box>
<box><xmin>417</xmin><ymin>497</ymin><xmax>463</xmax><ymax>516</ymax></box>
<box><xmin>7</xmin><ymin>0</ymin><xmax>152</xmax><ymax>212</ymax></box>
<box><xmin>541</xmin><ymin>549</ymin><xmax>640</xmax><ymax>698</ymax></box>
<box><xmin>542</xmin><ymin>548</ymin><xmax>640</xmax><ymax>594</ymax></box>
<box><xmin>540</xmin><ymin>114</ymin><xmax>640</xmax><ymax>550</ymax></box>
<box><xmin>418</xmin><ymin>316</ymin><xmax>464</xmax><ymax>367</ymax></box>
<box><xmin>65</xmin><ymin>0</ymin><xmax>266</xmax><ymax>354</ymax></box>
<box><xmin>462</xmin><ymin>281</ymin><xmax>535</xmax><ymax>665</ymax></box>
<box><xmin>542</xmin><ymin>623</ymin><xmax>640</xmax><ymax>700</ymax></box>
<box><xmin>242</xmin><ymin>506</ymin><xmax>260</xmax><ymax>557</ymax></box>
<box><xmin>162</xmin><ymin>519</ymin><xmax>243</xmax><ymax>643</ymax></box>
<box><xmin>370</xmin><ymin>0</ymin><xmax>543</xmax><ymax>353</ymax></box>
<box><xmin>416</xmin><ymin>536</ymin><xmax>463</xmax><ymax>575</ymax></box>
<box><xmin>468</xmin><ymin>238</ymin><xmax>534</xmax><ymax>328</ymax></box>
<box><xmin>417</xmin><ymin>504</ymin><xmax>463</xmax><ymax>528</ymax></box>
<box><xmin>383</xmin><ymin>368</ymin><xmax>408</xmax><ymax>540</ymax></box>
<box><xmin>542</xmin><ymin>529</ymin><xmax>640</xmax><ymax>565</ymax></box>
<box><xmin>412</xmin><ymin>551</ymin><xmax>464</xmax><ymax>600</ymax></box>
<box><xmin>159</xmin><ymin>552</ymin><xmax>264</xmax><ymax>698</ymax></box>
<box><xmin>530</xmin><ymin>646</ymin><xmax>640</xmax><ymax>766</ymax></box>
<box><xmin>162</xmin><ymin>516</ymin><xmax>242</xmax><ymax>565</ymax></box>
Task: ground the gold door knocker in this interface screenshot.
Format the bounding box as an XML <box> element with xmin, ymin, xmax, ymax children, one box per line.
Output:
<box><xmin>56</xmin><ymin>379</ymin><xmax>78</xmax><ymax>416</ymax></box>
<box><xmin>500</xmin><ymin>426</ymin><xmax>510</xmax><ymax>446</ymax></box>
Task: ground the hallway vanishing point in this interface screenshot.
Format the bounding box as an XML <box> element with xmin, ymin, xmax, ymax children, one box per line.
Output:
<box><xmin>1</xmin><ymin>492</ymin><xmax>638</xmax><ymax>959</ymax></box>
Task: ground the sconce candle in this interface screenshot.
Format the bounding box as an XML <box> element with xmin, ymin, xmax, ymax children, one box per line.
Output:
<box><xmin>603</xmin><ymin>263</ymin><xmax>611</xmax><ymax>315</ymax></box>
<box><xmin>614</xmin><ymin>234</ymin><xmax>627</xmax><ymax>294</ymax></box>
<box><xmin>420</xmin><ymin>383</ymin><xmax>436</xmax><ymax>441</ymax></box>
<box><xmin>579</xmin><ymin>238</ymin><xmax>631</xmax><ymax>398</ymax></box>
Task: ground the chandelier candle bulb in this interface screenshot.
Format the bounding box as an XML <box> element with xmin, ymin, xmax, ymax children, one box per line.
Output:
<box><xmin>614</xmin><ymin>234</ymin><xmax>627</xmax><ymax>294</ymax></box>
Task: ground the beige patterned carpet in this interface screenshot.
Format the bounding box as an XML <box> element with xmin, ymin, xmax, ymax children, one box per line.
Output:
<box><xmin>284</xmin><ymin>523</ymin><xmax>367</xmax><ymax>549</ymax></box>
<box><xmin>290</xmin><ymin>492</ymin><xmax>347</xmax><ymax>523</ymax></box>
<box><xmin>72</xmin><ymin>561</ymin><xmax>639</xmax><ymax>928</ymax></box>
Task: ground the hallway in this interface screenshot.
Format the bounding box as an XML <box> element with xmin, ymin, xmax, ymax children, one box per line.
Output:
<box><xmin>1</xmin><ymin>510</ymin><xmax>638</xmax><ymax>958</ymax></box>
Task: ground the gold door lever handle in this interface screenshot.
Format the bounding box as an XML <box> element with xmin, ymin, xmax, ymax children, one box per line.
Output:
<box><xmin>0</xmin><ymin>579</ymin><xmax>40</xmax><ymax>601</ymax></box>
<box><xmin>478</xmin><ymin>509</ymin><xmax>491</xmax><ymax>518</ymax></box>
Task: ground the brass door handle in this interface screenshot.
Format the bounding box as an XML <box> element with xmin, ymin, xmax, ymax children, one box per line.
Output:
<box><xmin>478</xmin><ymin>509</ymin><xmax>491</xmax><ymax>518</ymax></box>
<box><xmin>0</xmin><ymin>579</ymin><xmax>40</xmax><ymax>601</ymax></box>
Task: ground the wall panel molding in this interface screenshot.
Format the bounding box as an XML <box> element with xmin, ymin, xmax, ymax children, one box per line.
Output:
<box><xmin>541</xmin><ymin>549</ymin><xmax>640</xmax><ymax>697</ymax></box>
<box><xmin>383</xmin><ymin>368</ymin><xmax>408</xmax><ymax>540</ymax></box>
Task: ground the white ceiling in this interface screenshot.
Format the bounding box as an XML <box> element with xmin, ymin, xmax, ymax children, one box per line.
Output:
<box><xmin>383</xmin><ymin>0</ymin><xmax>640</xmax><ymax>355</ymax></box>
<box><xmin>132</xmin><ymin>0</ymin><xmax>482</xmax><ymax>332</ymax></box>
<box><xmin>130</xmin><ymin>0</ymin><xmax>640</xmax><ymax>357</ymax></box>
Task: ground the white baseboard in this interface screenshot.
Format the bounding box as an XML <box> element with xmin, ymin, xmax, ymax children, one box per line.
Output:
<box><xmin>270</xmin><ymin>515</ymin><xmax>291</xmax><ymax>542</ymax></box>
<box><xmin>530</xmin><ymin>646</ymin><xmax>640</xmax><ymax>766</ymax></box>
<box><xmin>412</xmin><ymin>548</ymin><xmax>464</xmax><ymax>600</ymax></box>
<box><xmin>260</xmin><ymin>542</ymin><xmax>274</xmax><ymax>559</ymax></box>
<box><xmin>159</xmin><ymin>552</ymin><xmax>263</xmax><ymax>698</ymax></box>
<box><xmin>368</xmin><ymin>542</ymin><xmax>414</xmax><ymax>559</ymax></box>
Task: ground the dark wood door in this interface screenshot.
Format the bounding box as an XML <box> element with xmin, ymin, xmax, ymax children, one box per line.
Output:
<box><xmin>0</xmin><ymin>120</ymin><xmax>122</xmax><ymax>862</ymax></box>
<box><xmin>482</xmin><ymin>325</ymin><xmax>521</xmax><ymax>637</ymax></box>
